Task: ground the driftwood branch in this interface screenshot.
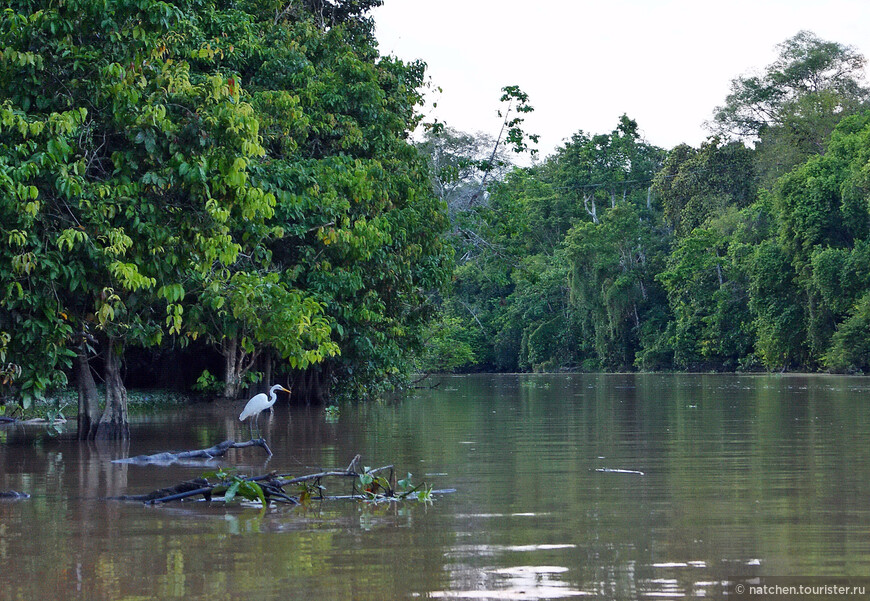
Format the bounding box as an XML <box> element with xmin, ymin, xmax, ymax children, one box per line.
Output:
<box><xmin>411</xmin><ymin>373</ymin><xmax>441</xmax><ymax>389</ymax></box>
<box><xmin>111</xmin><ymin>451</ymin><xmax>429</xmax><ymax>506</ymax></box>
<box><xmin>113</xmin><ymin>439</ymin><xmax>272</xmax><ymax>466</ymax></box>
<box><xmin>112</xmin><ymin>479</ymin><xmax>212</xmax><ymax>502</ymax></box>
<box><xmin>274</xmin><ymin>463</ymin><xmax>392</xmax><ymax>487</ymax></box>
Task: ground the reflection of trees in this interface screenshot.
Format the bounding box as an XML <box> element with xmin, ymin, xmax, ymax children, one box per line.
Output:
<box><xmin>4</xmin><ymin>375</ymin><xmax>870</xmax><ymax>598</ymax></box>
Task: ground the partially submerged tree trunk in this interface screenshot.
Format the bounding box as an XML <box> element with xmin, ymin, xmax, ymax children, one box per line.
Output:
<box><xmin>96</xmin><ymin>338</ymin><xmax>130</xmax><ymax>440</ymax></box>
<box><xmin>75</xmin><ymin>347</ymin><xmax>100</xmax><ymax>440</ymax></box>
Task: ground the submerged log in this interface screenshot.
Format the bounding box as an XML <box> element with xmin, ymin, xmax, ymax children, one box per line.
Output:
<box><xmin>111</xmin><ymin>479</ymin><xmax>212</xmax><ymax>502</ymax></box>
<box><xmin>113</xmin><ymin>439</ymin><xmax>272</xmax><ymax>466</ymax></box>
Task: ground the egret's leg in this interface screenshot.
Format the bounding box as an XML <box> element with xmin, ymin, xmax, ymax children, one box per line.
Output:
<box><xmin>248</xmin><ymin>418</ymin><xmax>254</xmax><ymax>441</ymax></box>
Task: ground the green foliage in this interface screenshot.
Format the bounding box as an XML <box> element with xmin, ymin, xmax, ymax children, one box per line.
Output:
<box><xmin>657</xmin><ymin>221</ymin><xmax>755</xmax><ymax>369</ymax></box>
<box><xmin>713</xmin><ymin>31</ymin><xmax>870</xmax><ymax>186</ymax></box>
<box><xmin>653</xmin><ymin>138</ymin><xmax>756</xmax><ymax>236</ymax></box>
<box><xmin>498</xmin><ymin>85</ymin><xmax>540</xmax><ymax>156</ymax></box>
<box><xmin>415</xmin><ymin>314</ymin><xmax>477</xmax><ymax>373</ymax></box>
<box><xmin>193</xmin><ymin>370</ymin><xmax>222</xmax><ymax>394</ymax></box>
<box><xmin>713</xmin><ymin>31</ymin><xmax>868</xmax><ymax>141</ymax></box>
<box><xmin>324</xmin><ymin>404</ymin><xmax>340</xmax><ymax>422</ymax></box>
<box><xmin>204</xmin><ymin>467</ymin><xmax>266</xmax><ymax>507</ymax></box>
<box><xmin>438</xmin><ymin>116</ymin><xmax>667</xmax><ymax>373</ymax></box>
<box><xmin>749</xmin><ymin>238</ymin><xmax>806</xmax><ymax>369</ymax></box>
<box><xmin>395</xmin><ymin>472</ymin><xmax>432</xmax><ymax>502</ymax></box>
<box><xmin>436</xmin><ymin>34</ymin><xmax>870</xmax><ymax>376</ymax></box>
<box><xmin>0</xmin><ymin>0</ymin><xmax>449</xmax><ymax>407</ymax></box>
<box><xmin>565</xmin><ymin>203</ymin><xmax>669</xmax><ymax>369</ymax></box>
<box><xmin>756</xmin><ymin>111</ymin><xmax>870</xmax><ymax>368</ymax></box>
<box><xmin>825</xmin><ymin>293</ymin><xmax>870</xmax><ymax>372</ymax></box>
<box><xmin>44</xmin><ymin>402</ymin><xmax>68</xmax><ymax>437</ymax></box>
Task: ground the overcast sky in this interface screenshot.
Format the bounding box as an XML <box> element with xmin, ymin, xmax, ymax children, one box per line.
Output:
<box><xmin>372</xmin><ymin>0</ymin><xmax>870</xmax><ymax>159</ymax></box>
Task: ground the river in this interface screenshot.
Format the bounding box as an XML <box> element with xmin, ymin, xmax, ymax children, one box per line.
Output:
<box><xmin>1</xmin><ymin>373</ymin><xmax>869</xmax><ymax>600</ymax></box>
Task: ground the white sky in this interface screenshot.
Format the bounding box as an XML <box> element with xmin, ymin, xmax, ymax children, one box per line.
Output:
<box><xmin>372</xmin><ymin>0</ymin><xmax>870</xmax><ymax>159</ymax></box>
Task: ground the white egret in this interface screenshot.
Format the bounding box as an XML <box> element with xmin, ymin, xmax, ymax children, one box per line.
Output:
<box><xmin>239</xmin><ymin>384</ymin><xmax>291</xmax><ymax>440</ymax></box>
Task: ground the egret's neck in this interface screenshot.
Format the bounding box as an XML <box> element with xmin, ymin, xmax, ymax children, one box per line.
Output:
<box><xmin>269</xmin><ymin>385</ymin><xmax>283</xmax><ymax>405</ymax></box>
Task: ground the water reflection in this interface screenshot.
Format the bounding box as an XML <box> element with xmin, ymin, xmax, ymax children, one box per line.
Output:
<box><xmin>1</xmin><ymin>374</ymin><xmax>870</xmax><ymax>600</ymax></box>
<box><xmin>430</xmin><ymin>565</ymin><xmax>584</xmax><ymax>600</ymax></box>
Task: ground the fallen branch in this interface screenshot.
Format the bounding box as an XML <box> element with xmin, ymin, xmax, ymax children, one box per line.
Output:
<box><xmin>111</xmin><ymin>452</ymin><xmax>434</xmax><ymax>507</ymax></box>
<box><xmin>111</xmin><ymin>479</ymin><xmax>212</xmax><ymax>502</ymax></box>
<box><xmin>113</xmin><ymin>439</ymin><xmax>272</xmax><ymax>465</ymax></box>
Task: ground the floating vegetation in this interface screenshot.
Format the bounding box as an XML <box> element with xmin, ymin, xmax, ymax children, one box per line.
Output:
<box><xmin>324</xmin><ymin>404</ymin><xmax>340</xmax><ymax>423</ymax></box>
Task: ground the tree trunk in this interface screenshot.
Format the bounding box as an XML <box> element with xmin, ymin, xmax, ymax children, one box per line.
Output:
<box><xmin>75</xmin><ymin>348</ymin><xmax>100</xmax><ymax>440</ymax></box>
<box><xmin>96</xmin><ymin>338</ymin><xmax>130</xmax><ymax>440</ymax></box>
<box><xmin>583</xmin><ymin>194</ymin><xmax>599</xmax><ymax>224</ymax></box>
<box><xmin>223</xmin><ymin>336</ymin><xmax>240</xmax><ymax>400</ymax></box>
<box><xmin>221</xmin><ymin>335</ymin><xmax>258</xmax><ymax>400</ymax></box>
<box><xmin>263</xmin><ymin>352</ymin><xmax>272</xmax><ymax>387</ymax></box>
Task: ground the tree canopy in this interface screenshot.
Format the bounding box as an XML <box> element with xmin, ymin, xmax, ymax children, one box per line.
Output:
<box><xmin>0</xmin><ymin>0</ymin><xmax>450</xmax><ymax>435</ymax></box>
<box><xmin>421</xmin><ymin>32</ymin><xmax>870</xmax><ymax>377</ymax></box>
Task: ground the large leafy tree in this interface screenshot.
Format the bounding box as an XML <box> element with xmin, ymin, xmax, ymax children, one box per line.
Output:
<box><xmin>713</xmin><ymin>31</ymin><xmax>868</xmax><ymax>141</ymax></box>
<box><xmin>564</xmin><ymin>203</ymin><xmax>669</xmax><ymax>370</ymax></box>
<box><xmin>656</xmin><ymin>209</ymin><xmax>761</xmax><ymax>370</ymax></box>
<box><xmin>555</xmin><ymin>115</ymin><xmax>663</xmax><ymax>223</ymax></box>
<box><xmin>712</xmin><ymin>30</ymin><xmax>870</xmax><ymax>186</ymax></box>
<box><xmin>0</xmin><ymin>0</ymin><xmax>285</xmax><ymax>436</ymax></box>
<box><xmin>0</xmin><ymin>0</ymin><xmax>448</xmax><ymax>433</ymax></box>
<box><xmin>242</xmin><ymin>21</ymin><xmax>450</xmax><ymax>399</ymax></box>
<box><xmin>653</xmin><ymin>138</ymin><xmax>756</xmax><ymax>237</ymax></box>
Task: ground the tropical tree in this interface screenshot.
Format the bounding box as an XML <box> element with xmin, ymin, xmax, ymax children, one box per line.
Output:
<box><xmin>0</xmin><ymin>0</ymin><xmax>280</xmax><ymax>436</ymax></box>
<box><xmin>564</xmin><ymin>203</ymin><xmax>669</xmax><ymax>369</ymax></box>
<box><xmin>712</xmin><ymin>30</ymin><xmax>870</xmax><ymax>185</ymax></box>
<box><xmin>0</xmin><ymin>0</ymin><xmax>448</xmax><ymax>434</ymax></box>
<box><xmin>653</xmin><ymin>138</ymin><xmax>756</xmax><ymax>237</ymax></box>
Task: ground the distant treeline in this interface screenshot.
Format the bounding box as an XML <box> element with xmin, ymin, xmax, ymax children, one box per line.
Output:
<box><xmin>422</xmin><ymin>31</ymin><xmax>870</xmax><ymax>375</ymax></box>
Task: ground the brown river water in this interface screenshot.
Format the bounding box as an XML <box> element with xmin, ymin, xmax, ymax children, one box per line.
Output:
<box><xmin>1</xmin><ymin>373</ymin><xmax>870</xmax><ymax>600</ymax></box>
